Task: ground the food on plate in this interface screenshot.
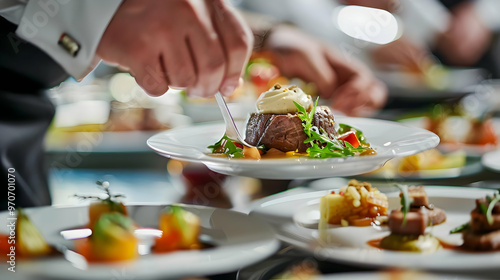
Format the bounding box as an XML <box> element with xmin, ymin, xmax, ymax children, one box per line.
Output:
<box><xmin>464</xmin><ymin>118</ymin><xmax>498</xmax><ymax>146</ymax></box>
<box><xmin>76</xmin><ymin>212</ymin><xmax>138</xmax><ymax>262</ymax></box>
<box><xmin>246</xmin><ymin>84</ymin><xmax>330</xmax><ymax>153</ymax></box>
<box><xmin>451</xmin><ymin>192</ymin><xmax>500</xmax><ymax>251</ymax></box>
<box><xmin>74</xmin><ymin>181</ymin><xmax>128</xmax><ymax>229</ymax></box>
<box><xmin>209</xmin><ymin>84</ymin><xmax>376</xmax><ymax>159</ymax></box>
<box><xmin>319</xmin><ymin>179</ymin><xmax>388</xmax><ymax>227</ymax></box>
<box><xmin>1</xmin><ymin>209</ymin><xmax>53</xmax><ymax>259</ymax></box>
<box><xmin>364</xmin><ymin>148</ymin><xmax>467</xmax><ymax>178</ymax></box>
<box><xmin>154</xmin><ymin>205</ymin><xmax>201</xmax><ymax>252</ymax></box>
<box><xmin>271</xmin><ymin>259</ymin><xmax>320</xmax><ymax>280</ymax></box>
<box><xmin>424</xmin><ymin>104</ymin><xmax>498</xmax><ymax>148</ymax></box>
<box><xmin>16</xmin><ymin>209</ymin><xmax>53</xmax><ymax>258</ymax></box>
<box><xmin>397</xmin><ymin>149</ymin><xmax>466</xmax><ymax>173</ymax></box>
<box><xmin>379</xmin><ymin>186</ymin><xmax>446</xmax><ymax>253</ymax></box>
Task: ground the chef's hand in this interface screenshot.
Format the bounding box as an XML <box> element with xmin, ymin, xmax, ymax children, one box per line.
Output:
<box><xmin>264</xmin><ymin>26</ymin><xmax>387</xmax><ymax>117</ymax></box>
<box><xmin>97</xmin><ymin>0</ymin><xmax>253</xmax><ymax>97</ymax></box>
<box><xmin>371</xmin><ymin>37</ymin><xmax>433</xmax><ymax>73</ymax></box>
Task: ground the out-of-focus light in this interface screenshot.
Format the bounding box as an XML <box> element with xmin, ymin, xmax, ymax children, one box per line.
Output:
<box><xmin>60</xmin><ymin>228</ymin><xmax>92</xmax><ymax>240</ymax></box>
<box><xmin>334</xmin><ymin>5</ymin><xmax>400</xmax><ymax>45</ymax></box>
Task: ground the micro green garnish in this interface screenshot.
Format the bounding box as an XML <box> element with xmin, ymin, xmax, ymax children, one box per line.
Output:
<box><xmin>293</xmin><ymin>99</ymin><xmax>367</xmax><ymax>158</ymax></box>
<box><xmin>74</xmin><ymin>181</ymin><xmax>125</xmax><ymax>213</ymax></box>
<box><xmin>208</xmin><ymin>133</ymin><xmax>243</xmax><ymax>158</ymax></box>
<box><xmin>395</xmin><ymin>184</ymin><xmax>414</xmax><ymax>227</ymax></box>
<box><xmin>449</xmin><ymin>222</ymin><xmax>470</xmax><ymax>234</ymax></box>
<box><xmin>169</xmin><ymin>205</ymin><xmax>187</xmax><ymax>233</ymax></box>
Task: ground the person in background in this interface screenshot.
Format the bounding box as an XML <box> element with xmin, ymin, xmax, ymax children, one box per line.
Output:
<box><xmin>242</xmin><ymin>8</ymin><xmax>388</xmax><ymax>117</ymax></box>
<box><xmin>0</xmin><ymin>0</ymin><xmax>253</xmax><ymax>209</ymax></box>
<box><xmin>346</xmin><ymin>0</ymin><xmax>500</xmax><ymax>78</ymax></box>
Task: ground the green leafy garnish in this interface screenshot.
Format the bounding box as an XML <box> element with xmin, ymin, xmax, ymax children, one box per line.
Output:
<box><xmin>208</xmin><ymin>133</ymin><xmax>243</xmax><ymax>158</ymax></box>
<box><xmin>481</xmin><ymin>193</ymin><xmax>500</xmax><ymax>226</ymax></box>
<box><xmin>169</xmin><ymin>205</ymin><xmax>187</xmax><ymax>233</ymax></box>
<box><xmin>338</xmin><ymin>123</ymin><xmax>368</xmax><ymax>145</ymax></box>
<box><xmin>449</xmin><ymin>222</ymin><xmax>470</xmax><ymax>234</ymax></box>
<box><xmin>74</xmin><ymin>181</ymin><xmax>126</xmax><ymax>213</ymax></box>
<box><xmin>395</xmin><ymin>184</ymin><xmax>414</xmax><ymax>227</ymax></box>
<box><xmin>293</xmin><ymin>99</ymin><xmax>369</xmax><ymax>158</ymax></box>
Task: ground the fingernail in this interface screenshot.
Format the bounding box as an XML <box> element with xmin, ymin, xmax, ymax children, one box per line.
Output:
<box><xmin>189</xmin><ymin>87</ymin><xmax>203</xmax><ymax>99</ymax></box>
<box><xmin>220</xmin><ymin>82</ymin><xmax>237</xmax><ymax>97</ymax></box>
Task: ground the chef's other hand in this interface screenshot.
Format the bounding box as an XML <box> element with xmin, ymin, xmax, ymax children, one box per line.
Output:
<box><xmin>264</xmin><ymin>25</ymin><xmax>387</xmax><ymax>117</ymax></box>
<box><xmin>97</xmin><ymin>0</ymin><xmax>253</xmax><ymax>98</ymax></box>
<box><xmin>371</xmin><ymin>37</ymin><xmax>432</xmax><ymax>73</ymax></box>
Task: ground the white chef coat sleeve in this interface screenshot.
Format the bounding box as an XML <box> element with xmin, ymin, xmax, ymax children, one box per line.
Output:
<box><xmin>14</xmin><ymin>0</ymin><xmax>122</xmax><ymax>80</ymax></box>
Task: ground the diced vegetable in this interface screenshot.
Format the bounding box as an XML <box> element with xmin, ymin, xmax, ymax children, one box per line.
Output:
<box><xmin>16</xmin><ymin>209</ymin><xmax>52</xmax><ymax>257</ymax></box>
<box><xmin>81</xmin><ymin>212</ymin><xmax>138</xmax><ymax>262</ymax></box>
<box><xmin>338</xmin><ymin>131</ymin><xmax>360</xmax><ymax>148</ymax></box>
<box><xmin>155</xmin><ymin>206</ymin><xmax>201</xmax><ymax>252</ymax></box>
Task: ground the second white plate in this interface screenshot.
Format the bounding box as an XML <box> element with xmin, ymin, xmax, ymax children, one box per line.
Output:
<box><xmin>250</xmin><ymin>186</ymin><xmax>500</xmax><ymax>272</ymax></box>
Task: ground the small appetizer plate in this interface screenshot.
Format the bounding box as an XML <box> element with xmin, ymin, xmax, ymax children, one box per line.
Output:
<box><xmin>147</xmin><ymin>117</ymin><xmax>440</xmax><ymax>179</ymax></box>
<box><xmin>249</xmin><ymin>186</ymin><xmax>500</xmax><ymax>272</ymax></box>
<box><xmin>0</xmin><ymin>204</ymin><xmax>279</xmax><ymax>279</ymax></box>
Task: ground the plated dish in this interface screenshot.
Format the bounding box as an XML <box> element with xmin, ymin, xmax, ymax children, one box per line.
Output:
<box><xmin>250</xmin><ymin>186</ymin><xmax>500</xmax><ymax>271</ymax></box>
<box><xmin>360</xmin><ymin>152</ymin><xmax>483</xmax><ymax>180</ymax></box>
<box><xmin>0</xmin><ymin>204</ymin><xmax>278</xmax><ymax>279</ymax></box>
<box><xmin>399</xmin><ymin>116</ymin><xmax>500</xmax><ymax>156</ymax></box>
<box><xmin>147</xmin><ymin>117</ymin><xmax>439</xmax><ymax>179</ymax></box>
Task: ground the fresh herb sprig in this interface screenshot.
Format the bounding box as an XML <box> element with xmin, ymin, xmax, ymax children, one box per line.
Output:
<box><xmin>395</xmin><ymin>184</ymin><xmax>414</xmax><ymax>227</ymax></box>
<box><xmin>479</xmin><ymin>192</ymin><xmax>500</xmax><ymax>226</ymax></box>
<box><xmin>293</xmin><ymin>99</ymin><xmax>368</xmax><ymax>158</ymax></box>
<box><xmin>208</xmin><ymin>133</ymin><xmax>244</xmax><ymax>158</ymax></box>
<box><xmin>449</xmin><ymin>222</ymin><xmax>470</xmax><ymax>234</ymax></box>
<box><xmin>74</xmin><ymin>181</ymin><xmax>126</xmax><ymax>213</ymax></box>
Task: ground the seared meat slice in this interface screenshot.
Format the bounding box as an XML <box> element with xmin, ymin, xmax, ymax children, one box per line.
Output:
<box><xmin>388</xmin><ymin>209</ymin><xmax>428</xmax><ymax>236</ymax></box>
<box><xmin>476</xmin><ymin>198</ymin><xmax>500</xmax><ymax>214</ymax></box>
<box><xmin>245</xmin><ymin>113</ymin><xmax>308</xmax><ymax>152</ymax></box>
<box><xmin>245</xmin><ymin>106</ymin><xmax>336</xmax><ymax>153</ymax></box>
<box><xmin>462</xmin><ymin>230</ymin><xmax>500</xmax><ymax>251</ymax></box>
<box><xmin>388</xmin><ymin>206</ymin><xmax>446</xmax><ymax>236</ymax></box>
<box><xmin>470</xmin><ymin>209</ymin><xmax>500</xmax><ymax>233</ymax></box>
<box><xmin>407</xmin><ymin>186</ymin><xmax>429</xmax><ymax>207</ymax></box>
<box><xmin>427</xmin><ymin>207</ymin><xmax>446</xmax><ymax>226</ymax></box>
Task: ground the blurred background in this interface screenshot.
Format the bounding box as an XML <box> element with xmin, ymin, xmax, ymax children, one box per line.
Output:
<box><xmin>45</xmin><ymin>0</ymin><xmax>500</xmax><ymax>217</ymax></box>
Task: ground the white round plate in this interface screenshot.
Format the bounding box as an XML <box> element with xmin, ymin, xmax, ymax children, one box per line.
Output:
<box><xmin>147</xmin><ymin>117</ymin><xmax>439</xmax><ymax>179</ymax></box>
<box><xmin>0</xmin><ymin>204</ymin><xmax>279</xmax><ymax>279</ymax></box>
<box><xmin>250</xmin><ymin>186</ymin><xmax>500</xmax><ymax>272</ymax></box>
<box><xmin>399</xmin><ymin>117</ymin><xmax>500</xmax><ymax>157</ymax></box>
<box><xmin>482</xmin><ymin>149</ymin><xmax>500</xmax><ymax>172</ymax></box>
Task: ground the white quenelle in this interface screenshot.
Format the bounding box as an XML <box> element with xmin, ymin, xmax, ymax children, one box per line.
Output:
<box><xmin>256</xmin><ymin>84</ymin><xmax>313</xmax><ymax>114</ymax></box>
